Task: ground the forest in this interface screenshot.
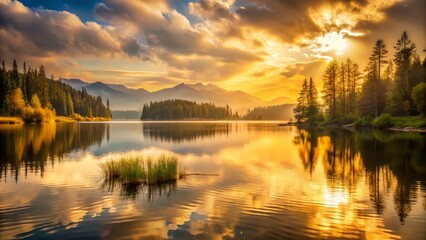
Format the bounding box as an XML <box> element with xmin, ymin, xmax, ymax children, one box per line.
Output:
<box><xmin>244</xmin><ymin>104</ymin><xmax>295</xmax><ymax>120</ymax></box>
<box><xmin>141</xmin><ymin>99</ymin><xmax>240</xmax><ymax>120</ymax></box>
<box><xmin>0</xmin><ymin>60</ymin><xmax>111</xmax><ymax>123</ymax></box>
<box><xmin>294</xmin><ymin>31</ymin><xmax>426</xmax><ymax>128</ymax></box>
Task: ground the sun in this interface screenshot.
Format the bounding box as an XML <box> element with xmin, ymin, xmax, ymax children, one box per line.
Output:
<box><xmin>315</xmin><ymin>31</ymin><xmax>348</xmax><ymax>56</ymax></box>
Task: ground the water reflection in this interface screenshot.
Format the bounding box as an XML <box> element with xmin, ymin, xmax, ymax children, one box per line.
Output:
<box><xmin>141</xmin><ymin>122</ymin><xmax>289</xmax><ymax>143</ymax></box>
<box><xmin>100</xmin><ymin>179</ymin><xmax>177</xmax><ymax>201</ymax></box>
<box><xmin>142</xmin><ymin>122</ymin><xmax>231</xmax><ymax>143</ymax></box>
<box><xmin>0</xmin><ymin>122</ymin><xmax>425</xmax><ymax>239</ymax></box>
<box><xmin>0</xmin><ymin>123</ymin><xmax>108</xmax><ymax>181</ymax></box>
<box><xmin>293</xmin><ymin>128</ymin><xmax>426</xmax><ymax>223</ymax></box>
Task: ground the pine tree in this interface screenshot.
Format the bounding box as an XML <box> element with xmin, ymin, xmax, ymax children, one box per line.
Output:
<box><xmin>307</xmin><ymin>77</ymin><xmax>319</xmax><ymax>121</ymax></box>
<box><xmin>345</xmin><ymin>59</ymin><xmax>361</xmax><ymax>114</ymax></box>
<box><xmin>388</xmin><ymin>31</ymin><xmax>417</xmax><ymax>115</ymax></box>
<box><xmin>66</xmin><ymin>93</ymin><xmax>74</xmax><ymax>115</ymax></box>
<box><xmin>367</xmin><ymin>39</ymin><xmax>388</xmax><ymax>117</ymax></box>
<box><xmin>294</xmin><ymin>78</ymin><xmax>308</xmax><ymax>122</ymax></box>
<box><xmin>38</xmin><ymin>66</ymin><xmax>49</xmax><ymax>107</ymax></box>
<box><xmin>11</xmin><ymin>59</ymin><xmax>20</xmax><ymax>90</ymax></box>
<box><xmin>339</xmin><ymin>62</ymin><xmax>346</xmax><ymax>116</ymax></box>
<box><xmin>21</xmin><ymin>62</ymin><xmax>28</xmax><ymax>102</ymax></box>
<box><xmin>322</xmin><ymin>60</ymin><xmax>339</xmax><ymax>119</ymax></box>
<box><xmin>0</xmin><ymin>60</ymin><xmax>11</xmax><ymax>114</ymax></box>
<box><xmin>407</xmin><ymin>55</ymin><xmax>424</xmax><ymax>114</ymax></box>
<box><xmin>0</xmin><ymin>61</ymin><xmax>5</xmax><ymax>114</ymax></box>
<box><xmin>372</xmin><ymin>39</ymin><xmax>388</xmax><ymax>80</ymax></box>
<box><xmin>350</xmin><ymin>63</ymin><xmax>361</xmax><ymax>114</ymax></box>
<box><xmin>359</xmin><ymin>40</ymin><xmax>388</xmax><ymax>118</ymax></box>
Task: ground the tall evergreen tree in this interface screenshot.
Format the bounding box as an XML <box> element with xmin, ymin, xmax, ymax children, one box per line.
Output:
<box><xmin>322</xmin><ymin>60</ymin><xmax>339</xmax><ymax>119</ymax></box>
<box><xmin>307</xmin><ymin>77</ymin><xmax>319</xmax><ymax>121</ymax></box>
<box><xmin>21</xmin><ymin>62</ymin><xmax>27</xmax><ymax>102</ymax></box>
<box><xmin>294</xmin><ymin>79</ymin><xmax>308</xmax><ymax>122</ymax></box>
<box><xmin>294</xmin><ymin>77</ymin><xmax>319</xmax><ymax>123</ymax></box>
<box><xmin>339</xmin><ymin>62</ymin><xmax>346</xmax><ymax>116</ymax></box>
<box><xmin>387</xmin><ymin>31</ymin><xmax>417</xmax><ymax>115</ymax></box>
<box><xmin>347</xmin><ymin>59</ymin><xmax>361</xmax><ymax>114</ymax></box>
<box><xmin>371</xmin><ymin>39</ymin><xmax>388</xmax><ymax>81</ymax></box>
<box><xmin>0</xmin><ymin>61</ymin><xmax>11</xmax><ymax>114</ymax></box>
<box><xmin>11</xmin><ymin>59</ymin><xmax>20</xmax><ymax>90</ymax></box>
<box><xmin>359</xmin><ymin>39</ymin><xmax>388</xmax><ymax>117</ymax></box>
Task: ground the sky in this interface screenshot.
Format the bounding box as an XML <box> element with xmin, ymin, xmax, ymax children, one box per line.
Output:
<box><xmin>0</xmin><ymin>0</ymin><xmax>425</xmax><ymax>102</ymax></box>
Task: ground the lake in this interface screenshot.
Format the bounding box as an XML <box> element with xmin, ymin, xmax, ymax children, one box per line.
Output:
<box><xmin>0</xmin><ymin>121</ymin><xmax>425</xmax><ymax>239</ymax></box>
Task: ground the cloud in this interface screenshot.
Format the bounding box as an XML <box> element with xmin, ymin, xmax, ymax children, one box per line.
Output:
<box><xmin>93</xmin><ymin>0</ymin><xmax>262</xmax><ymax>82</ymax></box>
<box><xmin>235</xmin><ymin>0</ymin><xmax>399</xmax><ymax>43</ymax></box>
<box><xmin>80</xmin><ymin>69</ymin><xmax>179</xmax><ymax>90</ymax></box>
<box><xmin>281</xmin><ymin>61</ymin><xmax>327</xmax><ymax>79</ymax></box>
<box><xmin>188</xmin><ymin>0</ymin><xmax>236</xmax><ymax>20</ymax></box>
<box><xmin>0</xmin><ymin>0</ymin><xmax>147</xmax><ymax>60</ymax></box>
<box><xmin>0</xmin><ymin>0</ymin><xmax>423</xmax><ymax>102</ymax></box>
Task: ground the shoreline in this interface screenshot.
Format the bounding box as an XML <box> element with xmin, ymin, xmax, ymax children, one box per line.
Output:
<box><xmin>388</xmin><ymin>126</ymin><xmax>426</xmax><ymax>133</ymax></box>
<box><xmin>300</xmin><ymin>124</ymin><xmax>426</xmax><ymax>133</ymax></box>
<box><xmin>0</xmin><ymin>116</ymin><xmax>111</xmax><ymax>125</ymax></box>
<box><xmin>0</xmin><ymin>117</ymin><xmax>24</xmax><ymax>125</ymax></box>
<box><xmin>290</xmin><ymin>115</ymin><xmax>426</xmax><ymax>133</ymax></box>
<box><xmin>55</xmin><ymin>116</ymin><xmax>111</xmax><ymax>123</ymax></box>
<box><xmin>288</xmin><ymin>121</ymin><xmax>426</xmax><ymax>133</ymax></box>
<box><xmin>2</xmin><ymin>116</ymin><xmax>425</xmax><ymax>133</ymax></box>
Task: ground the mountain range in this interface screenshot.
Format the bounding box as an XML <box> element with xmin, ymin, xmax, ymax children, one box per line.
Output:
<box><xmin>60</xmin><ymin>78</ymin><xmax>295</xmax><ymax>112</ymax></box>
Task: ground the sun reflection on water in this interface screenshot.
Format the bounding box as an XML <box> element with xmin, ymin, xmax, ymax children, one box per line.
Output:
<box><xmin>0</xmin><ymin>123</ymin><xmax>425</xmax><ymax>239</ymax></box>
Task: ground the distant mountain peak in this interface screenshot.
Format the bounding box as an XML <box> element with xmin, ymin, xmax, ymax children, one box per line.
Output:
<box><xmin>188</xmin><ymin>82</ymin><xmax>222</xmax><ymax>92</ymax></box>
<box><xmin>169</xmin><ymin>83</ymin><xmax>196</xmax><ymax>91</ymax></box>
<box><xmin>90</xmin><ymin>81</ymin><xmax>105</xmax><ymax>86</ymax></box>
<box><xmin>106</xmin><ymin>83</ymin><xmax>149</xmax><ymax>95</ymax></box>
<box><xmin>88</xmin><ymin>81</ymin><xmax>112</xmax><ymax>90</ymax></box>
<box><xmin>59</xmin><ymin>78</ymin><xmax>293</xmax><ymax>112</ymax></box>
<box><xmin>60</xmin><ymin>78</ymin><xmax>89</xmax><ymax>89</ymax></box>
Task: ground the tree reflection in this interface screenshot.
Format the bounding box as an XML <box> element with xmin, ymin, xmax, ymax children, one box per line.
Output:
<box><xmin>293</xmin><ymin>128</ymin><xmax>426</xmax><ymax>223</ymax></box>
<box><xmin>293</xmin><ymin>128</ymin><xmax>319</xmax><ymax>176</ymax></box>
<box><xmin>142</xmin><ymin>123</ymin><xmax>231</xmax><ymax>143</ymax></box>
<box><xmin>0</xmin><ymin>123</ymin><xmax>108</xmax><ymax>181</ymax></box>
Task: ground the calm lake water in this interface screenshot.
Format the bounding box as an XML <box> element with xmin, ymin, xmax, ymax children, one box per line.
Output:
<box><xmin>0</xmin><ymin>121</ymin><xmax>425</xmax><ymax>239</ymax></box>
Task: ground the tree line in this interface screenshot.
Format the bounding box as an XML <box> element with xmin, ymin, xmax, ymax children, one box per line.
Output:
<box><xmin>0</xmin><ymin>59</ymin><xmax>111</xmax><ymax>122</ymax></box>
<box><xmin>141</xmin><ymin>99</ymin><xmax>240</xmax><ymax>120</ymax></box>
<box><xmin>244</xmin><ymin>104</ymin><xmax>294</xmax><ymax>120</ymax></box>
<box><xmin>294</xmin><ymin>31</ymin><xmax>426</xmax><ymax>125</ymax></box>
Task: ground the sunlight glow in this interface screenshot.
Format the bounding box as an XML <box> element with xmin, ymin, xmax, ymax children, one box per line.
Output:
<box><xmin>312</xmin><ymin>31</ymin><xmax>348</xmax><ymax>55</ymax></box>
<box><xmin>263</xmin><ymin>39</ymin><xmax>295</xmax><ymax>67</ymax></box>
<box><xmin>323</xmin><ymin>188</ymin><xmax>349</xmax><ymax>207</ymax></box>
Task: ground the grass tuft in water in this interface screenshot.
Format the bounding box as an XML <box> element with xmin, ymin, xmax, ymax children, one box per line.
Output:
<box><xmin>100</xmin><ymin>155</ymin><xmax>184</xmax><ymax>185</ymax></box>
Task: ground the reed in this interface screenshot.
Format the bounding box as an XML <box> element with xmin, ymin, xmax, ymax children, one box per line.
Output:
<box><xmin>100</xmin><ymin>155</ymin><xmax>184</xmax><ymax>185</ymax></box>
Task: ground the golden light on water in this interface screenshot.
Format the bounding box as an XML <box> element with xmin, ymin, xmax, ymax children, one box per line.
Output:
<box><xmin>323</xmin><ymin>187</ymin><xmax>349</xmax><ymax>207</ymax></box>
<box><xmin>1</xmin><ymin>123</ymin><xmax>425</xmax><ymax>239</ymax></box>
